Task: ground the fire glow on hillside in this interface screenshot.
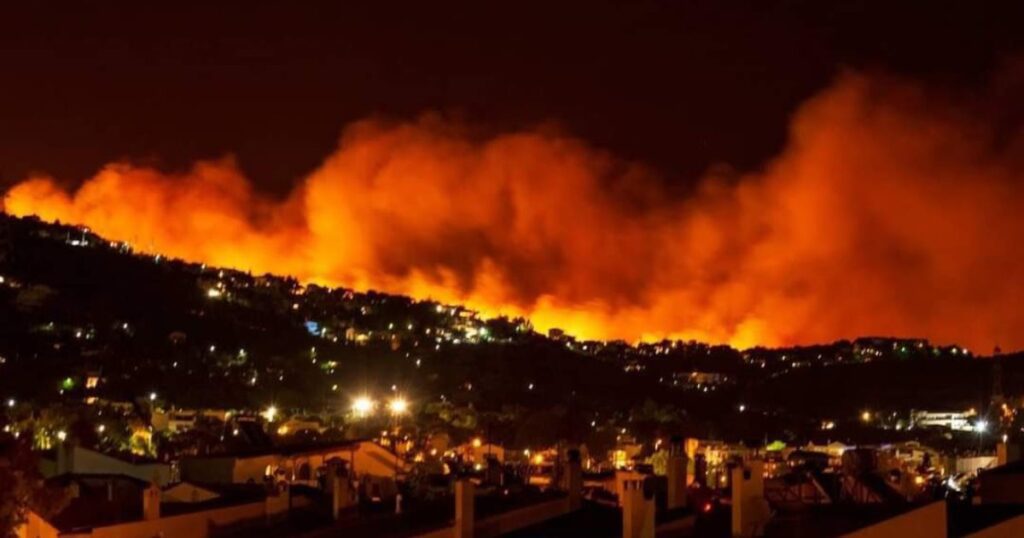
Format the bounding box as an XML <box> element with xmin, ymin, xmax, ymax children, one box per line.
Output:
<box><xmin>6</xmin><ymin>73</ymin><xmax>1024</xmax><ymax>350</ymax></box>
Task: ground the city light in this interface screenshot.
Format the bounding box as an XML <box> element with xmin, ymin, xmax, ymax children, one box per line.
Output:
<box><xmin>738</xmin><ymin>404</ymin><xmax>746</xmax><ymax>412</ymax></box>
<box><xmin>389</xmin><ymin>397</ymin><xmax>409</xmax><ymax>415</ymax></box>
<box><xmin>263</xmin><ymin>405</ymin><xmax>278</xmax><ymax>422</ymax></box>
<box><xmin>149</xmin><ymin>392</ymin><xmax>157</xmax><ymax>401</ymax></box>
<box><xmin>472</xmin><ymin>437</ymin><xmax>483</xmax><ymax>448</ymax></box>
<box><xmin>861</xmin><ymin>411</ymin><xmax>872</xmax><ymax>422</ymax></box>
<box><xmin>352</xmin><ymin>396</ymin><xmax>375</xmax><ymax>417</ymax></box>
<box><xmin>56</xmin><ymin>430</ymin><xmax>67</xmax><ymax>441</ymax></box>
<box><xmin>975</xmin><ymin>420</ymin><xmax>988</xmax><ymax>433</ymax></box>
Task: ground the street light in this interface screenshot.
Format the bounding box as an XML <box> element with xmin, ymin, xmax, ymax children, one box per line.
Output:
<box><xmin>388</xmin><ymin>397</ymin><xmax>409</xmax><ymax>415</ymax></box>
<box><xmin>263</xmin><ymin>405</ymin><xmax>278</xmax><ymax>422</ymax></box>
<box><xmin>352</xmin><ymin>396</ymin><xmax>374</xmax><ymax>417</ymax></box>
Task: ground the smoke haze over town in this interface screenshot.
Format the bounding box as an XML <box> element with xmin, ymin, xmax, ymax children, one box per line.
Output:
<box><xmin>7</xmin><ymin>71</ymin><xmax>1024</xmax><ymax>350</ymax></box>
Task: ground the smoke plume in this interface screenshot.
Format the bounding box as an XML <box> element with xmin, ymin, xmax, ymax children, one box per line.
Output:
<box><xmin>6</xmin><ymin>72</ymin><xmax>1024</xmax><ymax>350</ymax></box>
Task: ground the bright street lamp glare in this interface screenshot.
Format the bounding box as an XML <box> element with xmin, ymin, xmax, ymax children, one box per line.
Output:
<box><xmin>352</xmin><ymin>396</ymin><xmax>374</xmax><ymax>416</ymax></box>
<box><xmin>389</xmin><ymin>397</ymin><xmax>409</xmax><ymax>415</ymax></box>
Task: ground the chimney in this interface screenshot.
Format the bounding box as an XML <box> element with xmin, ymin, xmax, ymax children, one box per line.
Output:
<box><xmin>731</xmin><ymin>460</ymin><xmax>771</xmax><ymax>537</ymax></box>
<box><xmin>621</xmin><ymin>477</ymin><xmax>655</xmax><ymax>538</ymax></box>
<box><xmin>455</xmin><ymin>479</ymin><xmax>475</xmax><ymax>538</ymax></box>
<box><xmin>265</xmin><ymin>482</ymin><xmax>290</xmax><ymax>523</ymax></box>
<box><xmin>57</xmin><ymin>443</ymin><xmax>74</xmax><ymax>475</ymax></box>
<box><xmin>142</xmin><ymin>482</ymin><xmax>161</xmax><ymax>521</ymax></box>
<box><xmin>666</xmin><ymin>436</ymin><xmax>689</xmax><ymax>510</ymax></box>
<box><xmin>694</xmin><ymin>454</ymin><xmax>708</xmax><ymax>487</ymax></box>
<box><xmin>567</xmin><ymin>448</ymin><xmax>583</xmax><ymax>511</ymax></box>
<box><xmin>998</xmin><ymin>442</ymin><xmax>1021</xmax><ymax>466</ymax></box>
<box><xmin>330</xmin><ymin>466</ymin><xmax>354</xmax><ymax>519</ymax></box>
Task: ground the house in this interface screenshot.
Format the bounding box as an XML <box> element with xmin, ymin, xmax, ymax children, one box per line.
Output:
<box><xmin>17</xmin><ymin>475</ymin><xmax>291</xmax><ymax>538</ymax></box>
<box><xmin>456</xmin><ymin>440</ymin><xmax>506</xmax><ymax>466</ymax></box>
<box><xmin>48</xmin><ymin>444</ymin><xmax>175</xmax><ymax>486</ymax></box>
<box><xmin>180</xmin><ymin>440</ymin><xmax>406</xmax><ymax>487</ymax></box>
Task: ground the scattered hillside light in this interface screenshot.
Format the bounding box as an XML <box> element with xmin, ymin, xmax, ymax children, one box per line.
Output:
<box><xmin>97</xmin><ymin>424</ymin><xmax>106</xmax><ymax>434</ymax></box>
<box><xmin>407</xmin><ymin>324</ymin><xmax>413</xmax><ymax>330</ymax></box>
<box><xmin>524</xmin><ymin>449</ymin><xmax>531</xmax><ymax>456</ymax></box>
<box><xmin>861</xmin><ymin>411</ymin><xmax>872</xmax><ymax>422</ymax></box>
<box><xmin>6</xmin><ymin>398</ymin><xmax>14</xmax><ymax>408</ymax></box>
<box><xmin>415</xmin><ymin>359</ymin><xmax>422</xmax><ymax>367</ymax></box>
<box><xmin>472</xmin><ymin>437</ymin><xmax>483</xmax><ymax>448</ymax></box>
<box><xmin>389</xmin><ymin>397</ymin><xmax>409</xmax><ymax>415</ymax></box>
<box><xmin>331</xmin><ymin>384</ymin><xmax>338</xmax><ymax>391</ymax></box>
<box><xmin>206</xmin><ymin>288</ymin><xmax>222</xmax><ymax>298</ymax></box>
<box><xmin>391</xmin><ymin>384</ymin><xmax>398</xmax><ymax>392</ymax></box>
<box><xmin>738</xmin><ymin>404</ymin><xmax>746</xmax><ymax>412</ymax></box>
<box><xmin>591</xmin><ymin>421</ymin><xmax>597</xmax><ymax>428</ymax></box>
<box><xmin>263</xmin><ymin>405</ymin><xmax>278</xmax><ymax>422</ymax></box>
<box><xmin>352</xmin><ymin>396</ymin><xmax>374</xmax><ymax>417</ymax></box>
<box><xmin>528</xmin><ymin>383</ymin><xmax>534</xmax><ymax>390</ymax></box>
<box><xmin>56</xmin><ymin>430</ymin><xmax>67</xmax><ymax>441</ymax></box>
<box><xmin>149</xmin><ymin>392</ymin><xmax>157</xmax><ymax>401</ymax></box>
<box><xmin>976</xmin><ymin>420</ymin><xmax>988</xmax><ymax>433</ymax></box>
<box><xmin>209</xmin><ymin>345</ymin><xmax>216</xmax><ymax>352</ymax></box>
<box><xmin>1003</xmin><ymin>434</ymin><xmax>1009</xmax><ymax>443</ymax></box>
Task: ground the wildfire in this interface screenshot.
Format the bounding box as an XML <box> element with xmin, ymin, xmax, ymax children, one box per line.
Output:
<box><xmin>5</xmin><ymin>73</ymin><xmax>1024</xmax><ymax>350</ymax></box>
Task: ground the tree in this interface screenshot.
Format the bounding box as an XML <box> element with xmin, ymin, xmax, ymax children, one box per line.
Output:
<box><xmin>0</xmin><ymin>437</ymin><xmax>66</xmax><ymax>537</ymax></box>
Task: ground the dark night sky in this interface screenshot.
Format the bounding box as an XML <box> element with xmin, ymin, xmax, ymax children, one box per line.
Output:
<box><xmin>2</xmin><ymin>1</ymin><xmax>1022</xmax><ymax>196</ymax></box>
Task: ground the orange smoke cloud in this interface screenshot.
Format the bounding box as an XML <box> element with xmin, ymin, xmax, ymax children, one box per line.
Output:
<box><xmin>6</xmin><ymin>72</ymin><xmax>1024</xmax><ymax>351</ymax></box>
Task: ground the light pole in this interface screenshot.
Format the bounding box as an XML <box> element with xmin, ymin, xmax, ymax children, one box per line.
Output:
<box><xmin>388</xmin><ymin>397</ymin><xmax>409</xmax><ymax>476</ymax></box>
<box><xmin>976</xmin><ymin>420</ymin><xmax>988</xmax><ymax>451</ymax></box>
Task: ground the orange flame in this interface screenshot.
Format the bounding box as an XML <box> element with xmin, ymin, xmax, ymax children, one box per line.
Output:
<box><xmin>6</xmin><ymin>73</ymin><xmax>1024</xmax><ymax>350</ymax></box>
